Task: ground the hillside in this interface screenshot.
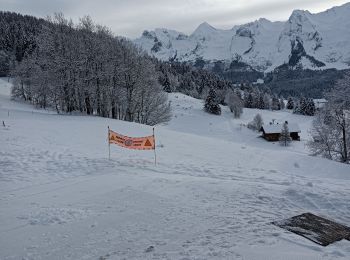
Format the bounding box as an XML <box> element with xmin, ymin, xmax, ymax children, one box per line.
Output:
<box><xmin>135</xmin><ymin>3</ymin><xmax>350</xmax><ymax>72</ymax></box>
<box><xmin>1</xmin><ymin>77</ymin><xmax>350</xmax><ymax>259</ymax></box>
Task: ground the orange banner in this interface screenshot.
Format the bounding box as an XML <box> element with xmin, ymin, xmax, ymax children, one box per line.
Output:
<box><xmin>108</xmin><ymin>129</ymin><xmax>155</xmax><ymax>150</ymax></box>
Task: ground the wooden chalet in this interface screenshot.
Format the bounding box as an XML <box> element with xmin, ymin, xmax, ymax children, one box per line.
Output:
<box><xmin>260</xmin><ymin>122</ymin><xmax>301</xmax><ymax>141</ymax></box>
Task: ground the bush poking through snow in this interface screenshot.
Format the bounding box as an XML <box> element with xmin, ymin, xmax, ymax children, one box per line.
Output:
<box><xmin>248</xmin><ymin>114</ymin><xmax>263</xmax><ymax>131</ymax></box>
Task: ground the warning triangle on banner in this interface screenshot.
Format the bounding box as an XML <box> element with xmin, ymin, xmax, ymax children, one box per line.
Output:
<box><xmin>144</xmin><ymin>139</ymin><xmax>152</xmax><ymax>147</ymax></box>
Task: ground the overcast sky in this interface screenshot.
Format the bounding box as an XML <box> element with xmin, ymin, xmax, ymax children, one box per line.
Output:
<box><xmin>1</xmin><ymin>0</ymin><xmax>349</xmax><ymax>38</ymax></box>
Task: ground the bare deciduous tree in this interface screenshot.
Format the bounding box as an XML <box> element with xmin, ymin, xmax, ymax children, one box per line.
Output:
<box><xmin>11</xmin><ymin>14</ymin><xmax>171</xmax><ymax>126</ymax></box>
<box><xmin>308</xmin><ymin>72</ymin><xmax>350</xmax><ymax>163</ymax></box>
<box><xmin>225</xmin><ymin>90</ymin><xmax>243</xmax><ymax>118</ymax></box>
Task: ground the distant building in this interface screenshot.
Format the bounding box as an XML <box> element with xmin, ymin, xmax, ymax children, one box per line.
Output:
<box><xmin>256</xmin><ymin>78</ymin><xmax>264</xmax><ymax>84</ymax></box>
<box><xmin>314</xmin><ymin>99</ymin><xmax>327</xmax><ymax>110</ymax></box>
<box><xmin>260</xmin><ymin>122</ymin><xmax>301</xmax><ymax>141</ymax></box>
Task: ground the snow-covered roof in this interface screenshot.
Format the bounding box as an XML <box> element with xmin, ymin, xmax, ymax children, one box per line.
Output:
<box><xmin>314</xmin><ymin>99</ymin><xmax>327</xmax><ymax>109</ymax></box>
<box><xmin>261</xmin><ymin>123</ymin><xmax>301</xmax><ymax>134</ymax></box>
<box><xmin>314</xmin><ymin>99</ymin><xmax>327</xmax><ymax>103</ymax></box>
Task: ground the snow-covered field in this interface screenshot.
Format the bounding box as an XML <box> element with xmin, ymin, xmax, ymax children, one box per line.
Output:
<box><xmin>1</xmin><ymin>77</ymin><xmax>350</xmax><ymax>260</ymax></box>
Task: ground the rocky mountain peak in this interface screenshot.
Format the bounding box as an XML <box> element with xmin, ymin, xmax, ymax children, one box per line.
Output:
<box><xmin>134</xmin><ymin>3</ymin><xmax>350</xmax><ymax>72</ymax></box>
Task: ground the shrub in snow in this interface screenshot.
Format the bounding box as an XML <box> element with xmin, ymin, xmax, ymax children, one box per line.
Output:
<box><xmin>248</xmin><ymin>113</ymin><xmax>263</xmax><ymax>131</ymax></box>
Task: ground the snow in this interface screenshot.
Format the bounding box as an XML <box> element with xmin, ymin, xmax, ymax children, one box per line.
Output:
<box><xmin>1</xmin><ymin>78</ymin><xmax>350</xmax><ymax>259</ymax></box>
<box><xmin>134</xmin><ymin>3</ymin><xmax>350</xmax><ymax>72</ymax></box>
<box><xmin>262</xmin><ymin>123</ymin><xmax>300</xmax><ymax>134</ymax></box>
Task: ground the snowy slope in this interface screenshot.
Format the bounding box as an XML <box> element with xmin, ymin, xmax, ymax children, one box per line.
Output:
<box><xmin>1</xmin><ymin>78</ymin><xmax>350</xmax><ymax>259</ymax></box>
<box><xmin>134</xmin><ymin>3</ymin><xmax>350</xmax><ymax>72</ymax></box>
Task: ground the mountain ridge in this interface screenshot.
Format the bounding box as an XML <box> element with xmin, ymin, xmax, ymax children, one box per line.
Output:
<box><xmin>134</xmin><ymin>3</ymin><xmax>350</xmax><ymax>72</ymax></box>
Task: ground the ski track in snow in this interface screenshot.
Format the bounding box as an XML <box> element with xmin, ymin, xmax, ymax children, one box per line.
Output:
<box><xmin>1</xmin><ymin>78</ymin><xmax>350</xmax><ymax>259</ymax></box>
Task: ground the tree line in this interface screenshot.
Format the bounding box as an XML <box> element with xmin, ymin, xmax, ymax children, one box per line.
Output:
<box><xmin>0</xmin><ymin>11</ymin><xmax>46</xmax><ymax>76</ymax></box>
<box><xmin>2</xmin><ymin>11</ymin><xmax>316</xmax><ymax>125</ymax></box>
<box><xmin>156</xmin><ymin>61</ymin><xmax>290</xmax><ymax>117</ymax></box>
<box><xmin>9</xmin><ymin>14</ymin><xmax>171</xmax><ymax>125</ymax></box>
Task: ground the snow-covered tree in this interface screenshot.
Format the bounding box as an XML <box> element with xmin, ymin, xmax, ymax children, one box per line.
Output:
<box><xmin>204</xmin><ymin>88</ymin><xmax>221</xmax><ymax>115</ymax></box>
<box><xmin>279</xmin><ymin>122</ymin><xmax>292</xmax><ymax>146</ymax></box>
<box><xmin>248</xmin><ymin>113</ymin><xmax>263</xmax><ymax>131</ymax></box>
<box><xmin>11</xmin><ymin>14</ymin><xmax>171</xmax><ymax>126</ymax></box>
<box><xmin>286</xmin><ymin>97</ymin><xmax>294</xmax><ymax>109</ymax></box>
<box><xmin>245</xmin><ymin>92</ymin><xmax>254</xmax><ymax>108</ymax></box>
<box><xmin>271</xmin><ymin>95</ymin><xmax>280</xmax><ymax>110</ymax></box>
<box><xmin>294</xmin><ymin>97</ymin><xmax>315</xmax><ymax>116</ymax></box>
<box><xmin>162</xmin><ymin>74</ymin><xmax>172</xmax><ymax>93</ymax></box>
<box><xmin>280</xmin><ymin>98</ymin><xmax>285</xmax><ymax>110</ymax></box>
<box><xmin>263</xmin><ymin>93</ymin><xmax>271</xmax><ymax>110</ymax></box>
<box><xmin>305</xmin><ymin>98</ymin><xmax>316</xmax><ymax>116</ymax></box>
<box><xmin>252</xmin><ymin>89</ymin><xmax>260</xmax><ymax>108</ymax></box>
<box><xmin>225</xmin><ymin>90</ymin><xmax>243</xmax><ymax>118</ymax></box>
<box><xmin>308</xmin><ymin>72</ymin><xmax>350</xmax><ymax>163</ymax></box>
<box><xmin>294</xmin><ymin>96</ymin><xmax>307</xmax><ymax>115</ymax></box>
<box><xmin>257</xmin><ymin>93</ymin><xmax>265</xmax><ymax>109</ymax></box>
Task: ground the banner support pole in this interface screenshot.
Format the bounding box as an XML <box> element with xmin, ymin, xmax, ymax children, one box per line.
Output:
<box><xmin>108</xmin><ymin>126</ymin><xmax>111</xmax><ymax>160</ymax></box>
<box><xmin>153</xmin><ymin>127</ymin><xmax>157</xmax><ymax>166</ymax></box>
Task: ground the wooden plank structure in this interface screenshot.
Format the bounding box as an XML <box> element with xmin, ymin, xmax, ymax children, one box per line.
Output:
<box><xmin>260</xmin><ymin>122</ymin><xmax>301</xmax><ymax>141</ymax></box>
<box><xmin>272</xmin><ymin>212</ymin><xmax>350</xmax><ymax>246</ymax></box>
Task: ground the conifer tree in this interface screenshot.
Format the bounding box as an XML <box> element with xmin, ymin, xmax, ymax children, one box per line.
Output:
<box><xmin>162</xmin><ymin>74</ymin><xmax>172</xmax><ymax>93</ymax></box>
<box><xmin>204</xmin><ymin>88</ymin><xmax>221</xmax><ymax>115</ymax></box>
<box><xmin>279</xmin><ymin>123</ymin><xmax>292</xmax><ymax>146</ymax></box>
<box><xmin>245</xmin><ymin>92</ymin><xmax>254</xmax><ymax>108</ymax></box>
<box><xmin>271</xmin><ymin>95</ymin><xmax>280</xmax><ymax>110</ymax></box>
<box><xmin>305</xmin><ymin>98</ymin><xmax>316</xmax><ymax>116</ymax></box>
<box><xmin>258</xmin><ymin>94</ymin><xmax>265</xmax><ymax>109</ymax></box>
<box><xmin>299</xmin><ymin>97</ymin><xmax>307</xmax><ymax>115</ymax></box>
<box><xmin>286</xmin><ymin>97</ymin><xmax>294</xmax><ymax>109</ymax></box>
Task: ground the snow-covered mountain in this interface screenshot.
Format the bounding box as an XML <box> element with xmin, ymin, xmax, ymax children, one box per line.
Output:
<box><xmin>134</xmin><ymin>3</ymin><xmax>350</xmax><ymax>72</ymax></box>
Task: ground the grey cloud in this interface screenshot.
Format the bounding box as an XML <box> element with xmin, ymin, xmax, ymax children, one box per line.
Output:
<box><xmin>0</xmin><ymin>0</ymin><xmax>348</xmax><ymax>38</ymax></box>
